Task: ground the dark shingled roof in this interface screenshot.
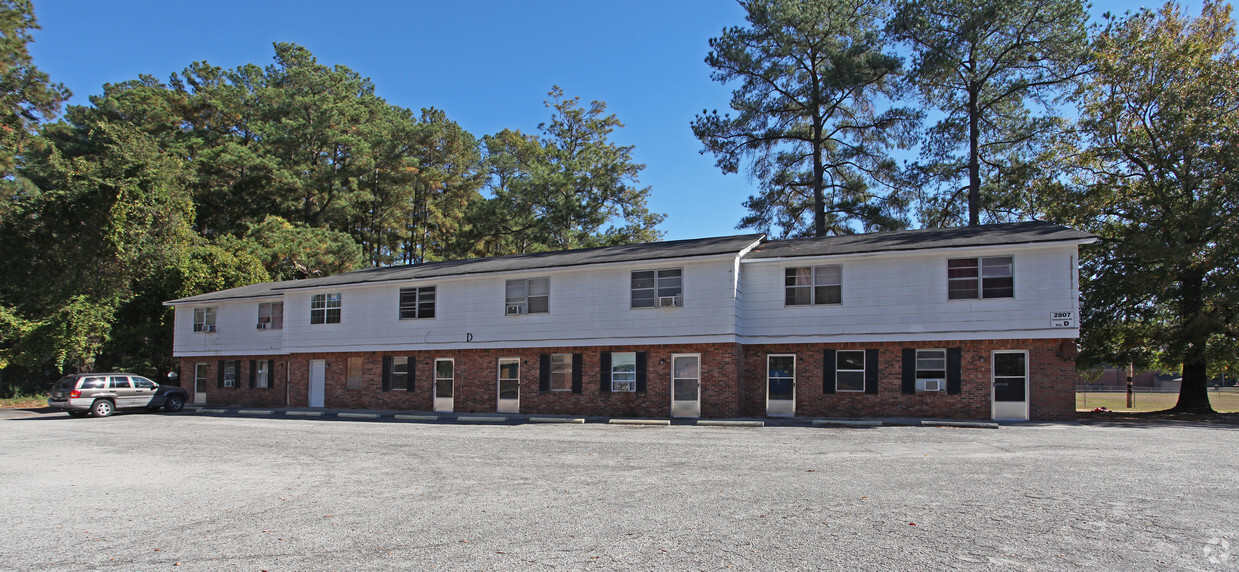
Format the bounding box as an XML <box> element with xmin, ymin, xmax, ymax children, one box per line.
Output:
<box><xmin>747</xmin><ymin>221</ymin><xmax>1095</xmax><ymax>259</ymax></box>
<box><xmin>273</xmin><ymin>233</ymin><xmax>765</xmax><ymax>291</ymax></box>
<box><xmin>166</xmin><ymin>234</ymin><xmax>765</xmax><ymax>304</ymax></box>
<box><xmin>164</xmin><ymin>279</ymin><xmax>301</xmax><ymax>305</ymax></box>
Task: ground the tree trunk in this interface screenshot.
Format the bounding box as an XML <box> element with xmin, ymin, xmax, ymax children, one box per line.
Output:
<box><xmin>967</xmin><ymin>84</ymin><xmax>981</xmax><ymax>227</ymax></box>
<box><xmin>812</xmin><ymin>117</ymin><xmax>825</xmax><ymax>237</ymax></box>
<box><xmin>1171</xmin><ymin>268</ymin><xmax>1214</xmax><ymax>413</ymax></box>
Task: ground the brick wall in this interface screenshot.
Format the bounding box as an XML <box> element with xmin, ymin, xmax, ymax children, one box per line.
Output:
<box><xmin>741</xmin><ymin>339</ymin><xmax>1077</xmax><ymax>421</ymax></box>
<box><xmin>183</xmin><ymin>343</ymin><xmax>743</xmax><ymax>418</ymax></box>
<box><xmin>179</xmin><ymin>338</ymin><xmax>1076</xmax><ymax>420</ymax></box>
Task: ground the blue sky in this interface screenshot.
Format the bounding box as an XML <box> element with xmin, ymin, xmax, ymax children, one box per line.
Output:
<box><xmin>27</xmin><ymin>0</ymin><xmax>1199</xmax><ymax>241</ymax></box>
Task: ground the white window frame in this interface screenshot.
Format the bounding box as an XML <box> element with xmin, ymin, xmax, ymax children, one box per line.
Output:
<box><xmin>948</xmin><ymin>256</ymin><xmax>1014</xmax><ymax>300</ymax></box>
<box><xmin>390</xmin><ymin>356</ymin><xmax>409</xmax><ymax>391</ymax></box>
<box><xmin>255</xmin><ymin>360</ymin><xmax>270</xmax><ymax>389</ymax></box>
<box><xmin>551</xmin><ymin>353</ymin><xmax>572</xmax><ymax>392</ymax></box>
<box><xmin>505</xmin><ymin>278</ymin><xmax>549</xmax><ymax>315</ymax></box>
<box><xmin>611</xmin><ymin>352</ymin><xmax>637</xmax><ymax>392</ymax></box>
<box><xmin>193</xmin><ymin>307</ymin><xmax>217</xmax><ymax>333</ymax></box>
<box><xmin>785</xmin><ymin>265</ymin><xmax>842</xmax><ymax>306</ymax></box>
<box><xmin>257</xmin><ymin>302</ymin><xmax>283</xmax><ymax>330</ymax></box>
<box><xmin>631</xmin><ymin>268</ymin><xmax>683</xmax><ymax>309</ymax></box>
<box><xmin>224</xmin><ymin>361</ymin><xmax>237</xmax><ymax>388</ymax></box>
<box><xmin>835</xmin><ymin>350</ymin><xmax>866</xmax><ymax>393</ymax></box>
<box><xmin>310</xmin><ymin>293</ymin><xmax>342</xmax><ymax>324</ymax></box>
<box><xmin>915</xmin><ymin>349</ymin><xmax>946</xmax><ymax>385</ymax></box>
<box><xmin>399</xmin><ymin>286</ymin><xmax>436</xmax><ymax>320</ymax></box>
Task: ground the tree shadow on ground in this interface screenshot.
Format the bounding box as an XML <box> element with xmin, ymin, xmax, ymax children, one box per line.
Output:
<box><xmin>1077</xmin><ymin>410</ymin><xmax>1239</xmax><ymax>430</ymax></box>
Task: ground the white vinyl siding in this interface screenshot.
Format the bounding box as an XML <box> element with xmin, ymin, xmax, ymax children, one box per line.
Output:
<box><xmin>739</xmin><ymin>246</ymin><xmax>1081</xmax><ymax>343</ymax></box>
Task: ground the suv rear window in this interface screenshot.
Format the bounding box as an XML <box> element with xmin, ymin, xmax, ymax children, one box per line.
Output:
<box><xmin>54</xmin><ymin>377</ymin><xmax>77</xmax><ymax>391</ymax></box>
<box><xmin>80</xmin><ymin>377</ymin><xmax>106</xmax><ymax>389</ymax></box>
<box><xmin>109</xmin><ymin>377</ymin><xmax>132</xmax><ymax>389</ymax></box>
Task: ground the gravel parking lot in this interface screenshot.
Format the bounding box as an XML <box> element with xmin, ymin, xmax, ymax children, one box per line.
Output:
<box><xmin>1</xmin><ymin>410</ymin><xmax>1236</xmax><ymax>570</ymax></box>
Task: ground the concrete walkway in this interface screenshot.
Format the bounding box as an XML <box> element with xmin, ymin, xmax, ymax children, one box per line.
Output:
<box><xmin>183</xmin><ymin>404</ymin><xmax>1006</xmax><ymax>429</ymax></box>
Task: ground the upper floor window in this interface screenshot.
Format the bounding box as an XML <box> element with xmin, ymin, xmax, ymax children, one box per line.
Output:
<box><xmin>948</xmin><ymin>256</ymin><xmax>1013</xmax><ymax>299</ymax></box>
<box><xmin>400</xmin><ymin>286</ymin><xmax>436</xmax><ymax>320</ymax></box>
<box><xmin>631</xmin><ymin>268</ymin><xmax>682</xmax><ymax>308</ymax></box>
<box><xmin>505</xmin><ymin>278</ymin><xmax>548</xmax><ymax>315</ymax></box>
<box><xmin>785</xmin><ymin>266</ymin><xmax>841</xmax><ymax>305</ymax></box>
<box><xmin>193</xmin><ymin>307</ymin><xmax>217</xmax><ymax>333</ymax></box>
<box><xmin>257</xmin><ymin>302</ymin><xmax>283</xmax><ymax>330</ymax></box>
<box><xmin>310</xmin><ymin>293</ymin><xmax>342</xmax><ymax>324</ymax></box>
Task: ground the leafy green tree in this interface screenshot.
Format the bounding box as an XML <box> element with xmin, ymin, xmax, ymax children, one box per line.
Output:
<box><xmin>224</xmin><ymin>215</ymin><xmax>363</xmax><ymax>281</ymax></box>
<box><xmin>463</xmin><ymin>88</ymin><xmax>664</xmax><ymax>255</ymax></box>
<box><xmin>693</xmin><ymin>0</ymin><xmax>918</xmax><ymax>238</ymax></box>
<box><xmin>398</xmin><ymin>108</ymin><xmax>484</xmax><ymax>263</ymax></box>
<box><xmin>0</xmin><ymin>0</ymin><xmax>69</xmax><ymax>176</ymax></box>
<box><xmin>1048</xmin><ymin>1</ymin><xmax>1239</xmax><ymax>413</ymax></box>
<box><xmin>888</xmin><ymin>0</ymin><xmax>1089</xmax><ymax>227</ymax></box>
<box><xmin>1</xmin><ymin>121</ymin><xmax>196</xmax><ymax>373</ymax></box>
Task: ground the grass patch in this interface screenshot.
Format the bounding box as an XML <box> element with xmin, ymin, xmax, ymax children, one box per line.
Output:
<box><xmin>1077</xmin><ymin>389</ymin><xmax>1239</xmax><ymax>413</ymax></box>
<box><xmin>0</xmin><ymin>393</ymin><xmax>49</xmax><ymax>409</ymax></box>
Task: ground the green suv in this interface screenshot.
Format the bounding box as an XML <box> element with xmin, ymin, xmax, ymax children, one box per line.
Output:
<box><xmin>47</xmin><ymin>373</ymin><xmax>188</xmax><ymax>417</ymax></box>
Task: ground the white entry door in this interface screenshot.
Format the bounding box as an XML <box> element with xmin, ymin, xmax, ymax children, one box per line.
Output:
<box><xmin>992</xmin><ymin>351</ymin><xmax>1029</xmax><ymax>420</ymax></box>
<box><xmin>497</xmin><ymin>357</ymin><xmax>520</xmax><ymax>413</ymax></box>
<box><xmin>308</xmin><ymin>360</ymin><xmax>326</xmax><ymax>408</ymax></box>
<box><xmin>670</xmin><ymin>354</ymin><xmax>701</xmax><ymax>418</ymax></box>
<box><xmin>434</xmin><ymin>359</ymin><xmax>454</xmax><ymax>412</ymax></box>
<box><xmin>766</xmin><ymin>354</ymin><xmax>796</xmax><ymax>417</ymax></box>
<box><xmin>194</xmin><ymin>363</ymin><xmax>208</xmax><ymax>404</ymax></box>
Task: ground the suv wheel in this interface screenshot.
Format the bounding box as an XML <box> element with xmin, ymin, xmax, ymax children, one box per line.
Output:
<box><xmin>90</xmin><ymin>399</ymin><xmax>114</xmax><ymax>418</ymax></box>
<box><xmin>164</xmin><ymin>395</ymin><xmax>185</xmax><ymax>413</ymax></box>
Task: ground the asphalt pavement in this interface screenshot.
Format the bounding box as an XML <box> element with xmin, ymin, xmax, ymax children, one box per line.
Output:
<box><xmin>1</xmin><ymin>409</ymin><xmax>1236</xmax><ymax>570</ymax></box>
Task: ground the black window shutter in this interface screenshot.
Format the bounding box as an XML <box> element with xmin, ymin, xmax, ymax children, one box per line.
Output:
<box><xmin>381</xmin><ymin>356</ymin><xmax>391</xmax><ymax>392</ymax></box>
<box><xmin>635</xmin><ymin>352</ymin><xmax>648</xmax><ymax>393</ymax></box>
<box><xmin>571</xmin><ymin>354</ymin><xmax>583</xmax><ymax>394</ymax></box>
<box><xmin>248</xmin><ymin>360</ymin><xmax>257</xmax><ymax>389</ymax></box>
<box><xmin>408</xmin><ymin>356</ymin><xmax>415</xmax><ymax>392</ymax></box>
<box><xmin>946</xmin><ymin>347</ymin><xmax>962</xmax><ymax>395</ymax></box>
<box><xmin>217</xmin><ymin>360</ymin><xmax>224</xmax><ymax>389</ymax></box>
<box><xmin>864</xmin><ymin>349</ymin><xmax>880</xmax><ymax>394</ymax></box>
<box><xmin>539</xmin><ymin>354</ymin><xmax>551</xmax><ymax>393</ymax></box>
<box><xmin>599</xmin><ymin>352</ymin><xmax>611</xmax><ymax>393</ymax></box>
<box><xmin>822</xmin><ymin>349</ymin><xmax>836</xmax><ymax>394</ymax></box>
<box><xmin>901</xmin><ymin>349</ymin><xmax>916</xmax><ymax>394</ymax></box>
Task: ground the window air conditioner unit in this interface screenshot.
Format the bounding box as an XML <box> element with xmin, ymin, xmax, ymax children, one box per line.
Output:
<box><xmin>658</xmin><ymin>295</ymin><xmax>681</xmax><ymax>308</ymax></box>
<box><xmin>256</xmin><ymin>323</ymin><xmax>268</xmax><ymax>330</ymax></box>
<box><xmin>917</xmin><ymin>379</ymin><xmax>943</xmax><ymax>392</ymax></box>
<box><xmin>506</xmin><ymin>305</ymin><xmax>525</xmax><ymax>315</ymax></box>
<box><xmin>199</xmin><ymin>325</ymin><xmax>216</xmax><ymax>333</ymax></box>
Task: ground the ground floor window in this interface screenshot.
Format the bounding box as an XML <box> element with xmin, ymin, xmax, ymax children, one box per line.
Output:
<box><xmin>611</xmin><ymin>352</ymin><xmax>637</xmax><ymax>392</ymax></box>
<box><xmin>551</xmin><ymin>353</ymin><xmax>572</xmax><ymax>391</ymax></box>
<box><xmin>224</xmin><ymin>361</ymin><xmax>237</xmax><ymax>388</ymax></box>
<box><xmin>391</xmin><ymin>357</ymin><xmax>409</xmax><ymax>391</ymax></box>
<box><xmin>255</xmin><ymin>360</ymin><xmax>270</xmax><ymax>389</ymax></box>
<box><xmin>835</xmin><ymin>350</ymin><xmax>865</xmax><ymax>392</ymax></box>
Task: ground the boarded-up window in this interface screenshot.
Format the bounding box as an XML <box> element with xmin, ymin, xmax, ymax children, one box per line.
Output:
<box><xmin>347</xmin><ymin>357</ymin><xmax>363</xmax><ymax>390</ymax></box>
